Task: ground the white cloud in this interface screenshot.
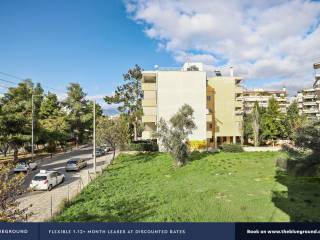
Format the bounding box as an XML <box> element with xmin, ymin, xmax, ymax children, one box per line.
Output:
<box><xmin>125</xmin><ymin>0</ymin><xmax>320</xmax><ymax>94</ymax></box>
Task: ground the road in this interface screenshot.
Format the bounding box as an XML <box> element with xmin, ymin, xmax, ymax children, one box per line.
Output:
<box><xmin>18</xmin><ymin>146</ymin><xmax>115</xmax><ymax>222</ymax></box>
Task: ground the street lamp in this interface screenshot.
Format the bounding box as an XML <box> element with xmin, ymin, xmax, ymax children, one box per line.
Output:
<box><xmin>84</xmin><ymin>100</ymin><xmax>96</xmax><ymax>173</ymax></box>
<box><xmin>93</xmin><ymin>100</ymin><xmax>96</xmax><ymax>173</ymax></box>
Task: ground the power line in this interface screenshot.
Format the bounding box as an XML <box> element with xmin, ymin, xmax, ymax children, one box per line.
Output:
<box><xmin>0</xmin><ymin>78</ymin><xmax>19</xmax><ymax>86</ymax></box>
<box><xmin>0</xmin><ymin>71</ymin><xmax>67</xmax><ymax>95</ymax></box>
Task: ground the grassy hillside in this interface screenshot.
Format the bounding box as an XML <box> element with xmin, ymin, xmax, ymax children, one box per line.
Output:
<box><xmin>55</xmin><ymin>151</ymin><xmax>320</xmax><ymax>222</ymax></box>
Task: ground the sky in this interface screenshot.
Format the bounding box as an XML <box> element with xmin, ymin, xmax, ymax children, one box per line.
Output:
<box><xmin>0</xmin><ymin>0</ymin><xmax>320</xmax><ymax>112</ymax></box>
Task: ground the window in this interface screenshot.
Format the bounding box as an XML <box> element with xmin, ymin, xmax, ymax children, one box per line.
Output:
<box><xmin>207</xmin><ymin>96</ymin><xmax>211</xmax><ymax>101</ymax></box>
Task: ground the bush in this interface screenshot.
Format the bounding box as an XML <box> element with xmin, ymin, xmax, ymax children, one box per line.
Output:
<box><xmin>188</xmin><ymin>140</ymin><xmax>207</xmax><ymax>150</ymax></box>
<box><xmin>295</xmin><ymin>120</ymin><xmax>320</xmax><ymax>154</ymax></box>
<box><xmin>124</xmin><ymin>140</ymin><xmax>158</xmax><ymax>152</ymax></box>
<box><xmin>220</xmin><ymin>143</ymin><xmax>244</xmax><ymax>153</ymax></box>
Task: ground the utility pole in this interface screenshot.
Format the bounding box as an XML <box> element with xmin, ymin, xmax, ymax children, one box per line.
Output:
<box><xmin>93</xmin><ymin>100</ymin><xmax>96</xmax><ymax>173</ymax></box>
<box><xmin>31</xmin><ymin>93</ymin><xmax>34</xmax><ymax>161</ymax></box>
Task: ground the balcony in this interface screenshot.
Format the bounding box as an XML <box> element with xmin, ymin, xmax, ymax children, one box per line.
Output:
<box><xmin>303</xmin><ymin>108</ymin><xmax>319</xmax><ymax>114</ymax></box>
<box><xmin>142</xmin><ymin>115</ymin><xmax>156</xmax><ymax>123</ymax></box>
<box><xmin>303</xmin><ymin>101</ymin><xmax>317</xmax><ymax>106</ymax></box>
<box><xmin>235</xmin><ymin>101</ymin><xmax>243</xmax><ymax>108</ymax></box>
<box><xmin>206</xmin><ymin>114</ymin><xmax>212</xmax><ymax>122</ymax></box>
<box><xmin>142</xmin><ymin>83</ymin><xmax>156</xmax><ymax>91</ymax></box>
<box><xmin>236</xmin><ymin>96</ymin><xmax>243</xmax><ymax>101</ymax></box>
<box><xmin>235</xmin><ymin>110</ymin><xmax>243</xmax><ymax>115</ymax></box>
<box><xmin>142</xmin><ymin>130</ymin><xmax>155</xmax><ymax>140</ymax></box>
<box><xmin>142</xmin><ymin>99</ymin><xmax>156</xmax><ymax>107</ymax></box>
<box><xmin>303</xmin><ymin>95</ymin><xmax>316</xmax><ymax>99</ymax></box>
<box><xmin>206</xmin><ymin>131</ymin><xmax>212</xmax><ymax>138</ymax></box>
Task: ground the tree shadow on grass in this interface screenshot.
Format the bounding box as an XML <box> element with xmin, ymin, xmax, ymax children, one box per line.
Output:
<box><xmin>188</xmin><ymin>151</ymin><xmax>215</xmax><ymax>162</ymax></box>
<box><xmin>272</xmin><ymin>170</ymin><xmax>320</xmax><ymax>222</ymax></box>
<box><xmin>56</xmin><ymin>195</ymin><xmax>160</xmax><ymax>222</ymax></box>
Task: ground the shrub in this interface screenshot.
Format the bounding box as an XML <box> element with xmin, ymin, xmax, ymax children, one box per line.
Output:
<box><xmin>125</xmin><ymin>140</ymin><xmax>158</xmax><ymax>152</ymax></box>
<box><xmin>220</xmin><ymin>143</ymin><xmax>244</xmax><ymax>153</ymax></box>
<box><xmin>295</xmin><ymin>120</ymin><xmax>320</xmax><ymax>154</ymax></box>
<box><xmin>188</xmin><ymin>140</ymin><xmax>207</xmax><ymax>151</ymax></box>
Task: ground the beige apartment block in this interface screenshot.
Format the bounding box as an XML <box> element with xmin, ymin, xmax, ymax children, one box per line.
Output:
<box><xmin>141</xmin><ymin>63</ymin><xmax>208</xmax><ymax>143</ymax></box>
<box><xmin>207</xmin><ymin>76</ymin><xmax>243</xmax><ymax>146</ymax></box>
<box><xmin>141</xmin><ymin>62</ymin><xmax>244</xmax><ymax>148</ymax></box>
<box><xmin>296</xmin><ymin>62</ymin><xmax>320</xmax><ymax>119</ymax></box>
<box><xmin>243</xmin><ymin>88</ymin><xmax>289</xmax><ymax>114</ymax></box>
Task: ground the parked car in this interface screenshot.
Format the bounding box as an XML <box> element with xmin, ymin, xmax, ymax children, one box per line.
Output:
<box><xmin>65</xmin><ymin>158</ymin><xmax>87</xmax><ymax>171</ymax></box>
<box><xmin>104</xmin><ymin>146</ymin><xmax>112</xmax><ymax>152</ymax></box>
<box><xmin>29</xmin><ymin>170</ymin><xmax>65</xmax><ymax>191</ymax></box>
<box><xmin>14</xmin><ymin>161</ymin><xmax>37</xmax><ymax>173</ymax></box>
<box><xmin>93</xmin><ymin>148</ymin><xmax>104</xmax><ymax>157</ymax></box>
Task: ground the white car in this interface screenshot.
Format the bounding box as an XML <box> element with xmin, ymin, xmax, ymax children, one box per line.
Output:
<box><xmin>14</xmin><ymin>161</ymin><xmax>38</xmax><ymax>173</ymax></box>
<box><xmin>29</xmin><ymin>170</ymin><xmax>65</xmax><ymax>191</ymax></box>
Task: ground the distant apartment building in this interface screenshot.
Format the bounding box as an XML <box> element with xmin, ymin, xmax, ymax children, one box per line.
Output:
<box><xmin>296</xmin><ymin>62</ymin><xmax>320</xmax><ymax>119</ymax></box>
<box><xmin>141</xmin><ymin>62</ymin><xmax>243</xmax><ymax>148</ymax></box>
<box><xmin>243</xmin><ymin>88</ymin><xmax>289</xmax><ymax>114</ymax></box>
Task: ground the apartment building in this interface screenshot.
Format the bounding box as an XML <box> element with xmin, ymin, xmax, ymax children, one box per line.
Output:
<box><xmin>243</xmin><ymin>88</ymin><xmax>289</xmax><ymax>114</ymax></box>
<box><xmin>141</xmin><ymin>62</ymin><xmax>243</xmax><ymax>148</ymax></box>
<box><xmin>296</xmin><ymin>62</ymin><xmax>320</xmax><ymax>119</ymax></box>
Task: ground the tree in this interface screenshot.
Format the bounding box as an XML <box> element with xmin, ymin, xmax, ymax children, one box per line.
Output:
<box><xmin>96</xmin><ymin>116</ymin><xmax>129</xmax><ymax>160</ymax></box>
<box><xmin>39</xmin><ymin>92</ymin><xmax>70</xmax><ymax>151</ymax></box>
<box><xmin>261</xmin><ymin>97</ymin><xmax>283</xmax><ymax>146</ymax></box>
<box><xmin>155</xmin><ymin>104</ymin><xmax>196</xmax><ymax>167</ymax></box>
<box><xmin>295</xmin><ymin>120</ymin><xmax>320</xmax><ymax>154</ymax></box>
<box><xmin>252</xmin><ymin>102</ymin><xmax>261</xmax><ymax>146</ymax></box>
<box><xmin>0</xmin><ymin>162</ymin><xmax>29</xmax><ymax>221</ymax></box>
<box><xmin>104</xmin><ymin>65</ymin><xmax>143</xmax><ymax>141</ymax></box>
<box><xmin>284</xmin><ymin>101</ymin><xmax>304</xmax><ymax>140</ymax></box>
<box><xmin>243</xmin><ymin>113</ymin><xmax>253</xmax><ymax>144</ymax></box>
<box><xmin>0</xmin><ymin>80</ymin><xmax>43</xmax><ymax>161</ymax></box>
<box><xmin>63</xmin><ymin>83</ymin><xmax>92</xmax><ymax>147</ymax></box>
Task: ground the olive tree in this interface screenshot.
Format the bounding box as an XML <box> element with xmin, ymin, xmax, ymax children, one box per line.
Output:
<box><xmin>155</xmin><ymin>104</ymin><xmax>196</xmax><ymax>167</ymax></box>
<box><xmin>96</xmin><ymin>116</ymin><xmax>130</xmax><ymax>160</ymax></box>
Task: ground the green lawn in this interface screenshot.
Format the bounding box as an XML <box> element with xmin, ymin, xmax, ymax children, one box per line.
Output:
<box><xmin>55</xmin><ymin>151</ymin><xmax>320</xmax><ymax>222</ymax></box>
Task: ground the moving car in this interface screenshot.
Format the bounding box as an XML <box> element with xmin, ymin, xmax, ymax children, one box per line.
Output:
<box><xmin>65</xmin><ymin>158</ymin><xmax>87</xmax><ymax>171</ymax></box>
<box><xmin>14</xmin><ymin>161</ymin><xmax>38</xmax><ymax>173</ymax></box>
<box><xmin>29</xmin><ymin>170</ymin><xmax>65</xmax><ymax>191</ymax></box>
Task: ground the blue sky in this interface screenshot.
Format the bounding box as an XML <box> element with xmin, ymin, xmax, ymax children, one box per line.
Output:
<box><xmin>1</xmin><ymin>0</ymin><xmax>320</xmax><ymax>109</ymax></box>
<box><xmin>0</xmin><ymin>0</ymin><xmax>174</xmax><ymax>108</ymax></box>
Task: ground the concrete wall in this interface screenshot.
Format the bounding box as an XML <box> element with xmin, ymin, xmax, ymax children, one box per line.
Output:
<box><xmin>157</xmin><ymin>71</ymin><xmax>207</xmax><ymax>140</ymax></box>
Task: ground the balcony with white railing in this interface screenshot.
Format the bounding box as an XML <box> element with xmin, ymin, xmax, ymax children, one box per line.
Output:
<box><xmin>303</xmin><ymin>94</ymin><xmax>316</xmax><ymax>99</ymax></box>
<box><xmin>235</xmin><ymin>109</ymin><xmax>244</xmax><ymax>115</ymax></box>
<box><xmin>303</xmin><ymin>108</ymin><xmax>319</xmax><ymax>114</ymax></box>
<box><xmin>303</xmin><ymin>101</ymin><xmax>317</xmax><ymax>106</ymax></box>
